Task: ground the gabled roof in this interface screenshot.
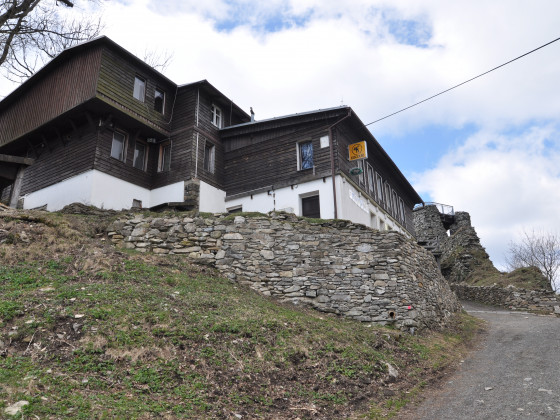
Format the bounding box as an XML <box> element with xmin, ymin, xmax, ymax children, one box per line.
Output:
<box><xmin>179</xmin><ymin>80</ymin><xmax>250</xmax><ymax>121</ymax></box>
<box><xmin>0</xmin><ymin>36</ymin><xmax>176</xmax><ymax>113</ymax></box>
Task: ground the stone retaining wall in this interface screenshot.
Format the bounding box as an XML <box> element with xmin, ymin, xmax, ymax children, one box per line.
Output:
<box><xmin>108</xmin><ymin>212</ymin><xmax>461</xmax><ymax>330</ymax></box>
<box><xmin>451</xmin><ymin>284</ymin><xmax>560</xmax><ymax>314</ymax></box>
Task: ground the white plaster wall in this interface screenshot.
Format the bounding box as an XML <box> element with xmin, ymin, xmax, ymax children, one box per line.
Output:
<box><xmin>24</xmin><ymin>170</ymin><xmax>95</xmax><ymax>211</ymax></box>
<box><xmin>225</xmin><ymin>178</ymin><xmax>335</xmax><ymax>219</ymax></box>
<box><xmin>199</xmin><ymin>180</ymin><xmax>226</xmax><ymax>213</ymax></box>
<box><xmin>150</xmin><ymin>181</ymin><xmax>185</xmax><ymax>207</ymax></box>
<box><xmin>90</xmin><ymin>171</ymin><xmax>151</xmax><ymax>210</ymax></box>
<box><xmin>336</xmin><ymin>176</ymin><xmax>409</xmax><ymax>236</ymax></box>
<box><xmin>23</xmin><ymin>170</ymin><xmax>185</xmax><ymax>211</ymax></box>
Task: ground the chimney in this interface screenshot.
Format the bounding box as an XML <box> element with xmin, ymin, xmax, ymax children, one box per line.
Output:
<box><xmin>250</xmin><ymin>107</ymin><xmax>255</xmax><ymax>123</ymax></box>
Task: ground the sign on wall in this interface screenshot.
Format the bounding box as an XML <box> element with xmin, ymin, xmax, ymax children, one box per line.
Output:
<box><xmin>348</xmin><ymin>141</ymin><xmax>368</xmax><ymax>161</ymax></box>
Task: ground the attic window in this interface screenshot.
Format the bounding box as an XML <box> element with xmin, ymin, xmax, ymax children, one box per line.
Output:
<box><xmin>211</xmin><ymin>104</ymin><xmax>222</xmax><ymax>128</ymax></box>
<box><xmin>133</xmin><ymin>76</ymin><xmax>146</xmax><ymax>102</ymax></box>
<box><xmin>154</xmin><ymin>88</ymin><xmax>165</xmax><ymax>114</ymax></box>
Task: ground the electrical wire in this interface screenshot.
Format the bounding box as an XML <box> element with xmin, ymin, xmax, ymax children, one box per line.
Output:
<box><xmin>364</xmin><ymin>36</ymin><xmax>560</xmax><ymax>127</ymax></box>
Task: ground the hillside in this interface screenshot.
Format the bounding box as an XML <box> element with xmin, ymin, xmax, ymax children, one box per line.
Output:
<box><xmin>1</xmin><ymin>208</ymin><xmax>481</xmax><ymax>419</ymax></box>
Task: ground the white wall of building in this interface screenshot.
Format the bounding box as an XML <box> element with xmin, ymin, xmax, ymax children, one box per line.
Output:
<box><xmin>199</xmin><ymin>180</ymin><xmax>226</xmax><ymax>213</ymax></box>
<box><xmin>24</xmin><ymin>170</ymin><xmax>95</xmax><ymax>211</ymax></box>
<box><xmin>336</xmin><ymin>175</ymin><xmax>409</xmax><ymax>236</ymax></box>
<box><xmin>225</xmin><ymin>177</ymin><xmax>335</xmax><ymax>219</ymax></box>
<box><xmin>23</xmin><ymin>170</ymin><xmax>185</xmax><ymax>211</ymax></box>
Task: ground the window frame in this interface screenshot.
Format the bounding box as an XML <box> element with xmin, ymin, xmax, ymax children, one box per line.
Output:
<box><xmin>298</xmin><ymin>141</ymin><xmax>314</xmax><ymax>171</ymax></box>
<box><xmin>133</xmin><ymin>139</ymin><xmax>148</xmax><ymax>171</ymax></box>
<box><xmin>110</xmin><ymin>130</ymin><xmax>127</xmax><ymax>162</ymax></box>
<box><xmin>154</xmin><ymin>87</ymin><xmax>165</xmax><ymax>114</ymax></box>
<box><xmin>133</xmin><ymin>76</ymin><xmax>146</xmax><ymax>102</ymax></box>
<box><xmin>158</xmin><ymin>141</ymin><xmax>171</xmax><ymax>172</ymax></box>
<box><xmin>367</xmin><ymin>163</ymin><xmax>375</xmax><ymax>196</ymax></box>
<box><xmin>375</xmin><ymin>172</ymin><xmax>384</xmax><ymax>203</ymax></box>
<box><xmin>301</xmin><ymin>194</ymin><xmax>320</xmax><ymax>218</ymax></box>
<box><xmin>384</xmin><ymin>181</ymin><xmax>392</xmax><ymax>212</ymax></box>
<box><xmin>204</xmin><ymin>142</ymin><xmax>216</xmax><ymax>173</ymax></box>
<box><xmin>211</xmin><ymin>104</ymin><xmax>222</xmax><ymax>128</ymax></box>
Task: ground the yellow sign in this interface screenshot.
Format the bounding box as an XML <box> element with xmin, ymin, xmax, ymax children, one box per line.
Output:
<box><xmin>348</xmin><ymin>141</ymin><xmax>368</xmax><ymax>161</ymax></box>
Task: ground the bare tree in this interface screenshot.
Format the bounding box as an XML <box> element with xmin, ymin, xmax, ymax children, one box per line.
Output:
<box><xmin>506</xmin><ymin>229</ymin><xmax>560</xmax><ymax>291</ymax></box>
<box><xmin>0</xmin><ymin>0</ymin><xmax>103</xmax><ymax>82</ymax></box>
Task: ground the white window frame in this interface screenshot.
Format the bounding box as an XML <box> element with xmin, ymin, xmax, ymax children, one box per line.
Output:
<box><xmin>133</xmin><ymin>76</ymin><xmax>146</xmax><ymax>102</ymax></box>
<box><xmin>367</xmin><ymin>163</ymin><xmax>375</xmax><ymax>196</ymax></box>
<box><xmin>297</xmin><ymin>141</ymin><xmax>314</xmax><ymax>170</ymax></box>
<box><xmin>357</xmin><ymin>160</ymin><xmax>365</xmax><ymax>186</ymax></box>
<box><xmin>375</xmin><ymin>172</ymin><xmax>383</xmax><ymax>203</ymax></box>
<box><xmin>211</xmin><ymin>104</ymin><xmax>222</xmax><ymax>128</ymax></box>
<box><xmin>110</xmin><ymin>131</ymin><xmax>127</xmax><ymax>162</ymax></box>
<box><xmin>158</xmin><ymin>141</ymin><xmax>171</xmax><ymax>172</ymax></box>
<box><xmin>384</xmin><ymin>181</ymin><xmax>392</xmax><ymax>211</ymax></box>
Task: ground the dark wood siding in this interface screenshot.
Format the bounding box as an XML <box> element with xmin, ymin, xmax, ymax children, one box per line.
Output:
<box><xmin>223</xmin><ymin>121</ymin><xmax>332</xmax><ymax>195</ymax></box>
<box><xmin>19</xmin><ymin>128</ymin><xmax>98</xmax><ymax>196</ymax></box>
<box><xmin>151</xmin><ymin>129</ymin><xmax>193</xmax><ymax>190</ymax></box>
<box><xmin>97</xmin><ymin>48</ymin><xmax>176</xmax><ymax>132</ymax></box>
<box><xmin>93</xmin><ymin>127</ymin><xmax>154</xmax><ymax>189</ymax></box>
<box><xmin>0</xmin><ymin>47</ymin><xmax>102</xmax><ymax>147</ymax></box>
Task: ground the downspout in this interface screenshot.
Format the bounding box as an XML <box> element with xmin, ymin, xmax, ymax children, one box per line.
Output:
<box><xmin>328</xmin><ymin>109</ymin><xmax>352</xmax><ymax>219</ymax></box>
<box><xmin>194</xmin><ymin>89</ymin><xmax>200</xmax><ymax>179</ymax></box>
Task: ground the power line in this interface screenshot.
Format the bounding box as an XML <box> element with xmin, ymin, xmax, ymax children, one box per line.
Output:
<box><xmin>364</xmin><ymin>36</ymin><xmax>560</xmax><ymax>127</ymax></box>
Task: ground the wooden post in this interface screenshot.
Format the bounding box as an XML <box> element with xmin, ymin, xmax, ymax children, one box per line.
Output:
<box><xmin>9</xmin><ymin>166</ymin><xmax>25</xmax><ymax>208</ymax></box>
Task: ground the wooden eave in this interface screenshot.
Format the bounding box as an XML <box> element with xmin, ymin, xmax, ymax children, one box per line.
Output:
<box><xmin>220</xmin><ymin>106</ymin><xmax>350</xmax><ymax>138</ymax></box>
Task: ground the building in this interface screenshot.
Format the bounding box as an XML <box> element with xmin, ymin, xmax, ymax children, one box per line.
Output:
<box><xmin>0</xmin><ymin>36</ymin><xmax>422</xmax><ymax>236</ymax></box>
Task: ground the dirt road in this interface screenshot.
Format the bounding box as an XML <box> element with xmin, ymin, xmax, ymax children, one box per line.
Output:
<box><xmin>402</xmin><ymin>301</ymin><xmax>560</xmax><ymax>419</ymax></box>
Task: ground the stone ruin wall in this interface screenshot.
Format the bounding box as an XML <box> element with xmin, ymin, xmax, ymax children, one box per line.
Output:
<box><xmin>108</xmin><ymin>212</ymin><xmax>461</xmax><ymax>330</ymax></box>
<box><xmin>413</xmin><ymin>205</ymin><xmax>559</xmax><ymax>313</ymax></box>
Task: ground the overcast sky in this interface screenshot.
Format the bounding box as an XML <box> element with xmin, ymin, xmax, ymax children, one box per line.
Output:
<box><xmin>2</xmin><ymin>0</ymin><xmax>560</xmax><ymax>271</ymax></box>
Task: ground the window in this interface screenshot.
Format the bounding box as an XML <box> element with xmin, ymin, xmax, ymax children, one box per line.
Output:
<box><xmin>204</xmin><ymin>143</ymin><xmax>215</xmax><ymax>173</ymax></box>
<box><xmin>384</xmin><ymin>182</ymin><xmax>392</xmax><ymax>211</ymax></box>
<box><xmin>399</xmin><ymin>198</ymin><xmax>406</xmax><ymax>223</ymax></box>
<box><xmin>298</xmin><ymin>141</ymin><xmax>314</xmax><ymax>170</ymax></box>
<box><xmin>392</xmin><ymin>190</ymin><xmax>399</xmax><ymax>217</ymax></box>
<box><xmin>133</xmin><ymin>76</ymin><xmax>146</xmax><ymax>102</ymax></box>
<box><xmin>227</xmin><ymin>205</ymin><xmax>242</xmax><ymax>214</ymax></box>
<box><xmin>158</xmin><ymin>141</ymin><xmax>171</xmax><ymax>172</ymax></box>
<box><xmin>211</xmin><ymin>104</ymin><xmax>222</xmax><ymax>128</ymax></box>
<box><xmin>301</xmin><ymin>195</ymin><xmax>320</xmax><ymax>218</ymax></box>
<box><xmin>133</xmin><ymin>140</ymin><xmax>147</xmax><ymax>170</ymax></box>
<box><xmin>367</xmin><ymin>163</ymin><xmax>375</xmax><ymax>195</ymax></box>
<box><xmin>110</xmin><ymin>131</ymin><xmax>127</xmax><ymax>162</ymax></box>
<box><xmin>154</xmin><ymin>88</ymin><xmax>165</xmax><ymax>114</ymax></box>
<box><xmin>375</xmin><ymin>173</ymin><xmax>383</xmax><ymax>202</ymax></box>
<box><xmin>357</xmin><ymin>160</ymin><xmax>365</xmax><ymax>186</ymax></box>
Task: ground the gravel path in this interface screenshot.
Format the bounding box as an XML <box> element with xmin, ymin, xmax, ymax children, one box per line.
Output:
<box><xmin>402</xmin><ymin>301</ymin><xmax>560</xmax><ymax>419</ymax></box>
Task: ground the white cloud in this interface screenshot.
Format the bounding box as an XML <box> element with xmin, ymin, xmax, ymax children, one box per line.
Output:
<box><xmin>413</xmin><ymin>124</ymin><xmax>560</xmax><ymax>269</ymax></box>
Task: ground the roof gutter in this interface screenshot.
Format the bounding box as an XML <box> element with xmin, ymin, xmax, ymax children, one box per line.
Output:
<box><xmin>328</xmin><ymin>109</ymin><xmax>352</xmax><ymax>219</ymax></box>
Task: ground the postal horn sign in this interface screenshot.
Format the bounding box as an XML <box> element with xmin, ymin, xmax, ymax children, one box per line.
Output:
<box><xmin>348</xmin><ymin>141</ymin><xmax>368</xmax><ymax>161</ymax></box>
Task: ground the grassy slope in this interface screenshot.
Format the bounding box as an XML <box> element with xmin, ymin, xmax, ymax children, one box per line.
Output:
<box><xmin>0</xmin><ymin>210</ymin><xmax>482</xmax><ymax>419</ymax></box>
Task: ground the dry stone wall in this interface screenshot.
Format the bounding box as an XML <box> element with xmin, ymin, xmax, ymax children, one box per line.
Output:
<box><xmin>452</xmin><ymin>284</ymin><xmax>560</xmax><ymax>314</ymax></box>
<box><xmin>108</xmin><ymin>212</ymin><xmax>461</xmax><ymax>330</ymax></box>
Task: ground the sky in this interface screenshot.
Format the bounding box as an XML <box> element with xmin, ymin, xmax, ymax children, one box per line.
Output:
<box><xmin>2</xmin><ymin>0</ymin><xmax>560</xmax><ymax>272</ymax></box>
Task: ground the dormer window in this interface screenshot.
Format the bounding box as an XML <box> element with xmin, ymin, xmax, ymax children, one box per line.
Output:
<box><xmin>154</xmin><ymin>88</ymin><xmax>165</xmax><ymax>114</ymax></box>
<box><xmin>133</xmin><ymin>76</ymin><xmax>146</xmax><ymax>102</ymax></box>
<box><xmin>211</xmin><ymin>104</ymin><xmax>222</xmax><ymax>128</ymax></box>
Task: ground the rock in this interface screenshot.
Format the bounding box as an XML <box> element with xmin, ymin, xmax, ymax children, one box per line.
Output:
<box><xmin>5</xmin><ymin>401</ymin><xmax>29</xmax><ymax>416</ymax></box>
